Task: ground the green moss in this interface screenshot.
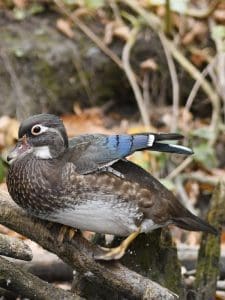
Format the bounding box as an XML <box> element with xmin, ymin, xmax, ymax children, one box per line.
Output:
<box><xmin>194</xmin><ymin>182</ymin><xmax>224</xmax><ymax>299</ymax></box>
<box><xmin>35</xmin><ymin>60</ymin><xmax>60</xmax><ymax>99</ymax></box>
<box><xmin>122</xmin><ymin>228</ymin><xmax>182</xmax><ymax>295</ymax></box>
<box><xmin>0</xmin><ymin>159</ymin><xmax>6</xmax><ymax>183</ymax></box>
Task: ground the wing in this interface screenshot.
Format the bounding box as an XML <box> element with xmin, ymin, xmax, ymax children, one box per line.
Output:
<box><xmin>66</xmin><ymin>132</ymin><xmax>193</xmax><ymax>175</ymax></box>
<box><xmin>111</xmin><ymin>160</ymin><xmax>217</xmax><ymax>235</ymax></box>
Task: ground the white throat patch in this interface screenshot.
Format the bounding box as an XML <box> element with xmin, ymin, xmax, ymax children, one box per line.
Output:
<box><xmin>34</xmin><ymin>146</ymin><xmax>52</xmax><ymax>159</ymax></box>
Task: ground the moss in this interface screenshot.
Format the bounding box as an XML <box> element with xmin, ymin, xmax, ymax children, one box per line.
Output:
<box><xmin>194</xmin><ymin>182</ymin><xmax>224</xmax><ymax>299</ymax></box>
<box><xmin>122</xmin><ymin>228</ymin><xmax>182</xmax><ymax>295</ymax></box>
<box><xmin>0</xmin><ymin>159</ymin><xmax>6</xmax><ymax>183</ymax></box>
<box><xmin>35</xmin><ymin>60</ymin><xmax>60</xmax><ymax>98</ymax></box>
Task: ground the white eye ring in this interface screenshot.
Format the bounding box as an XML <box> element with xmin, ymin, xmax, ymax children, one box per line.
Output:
<box><xmin>31</xmin><ymin>124</ymin><xmax>45</xmax><ymax>135</ymax></box>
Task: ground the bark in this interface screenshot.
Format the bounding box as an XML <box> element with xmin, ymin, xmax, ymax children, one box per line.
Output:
<box><xmin>0</xmin><ymin>233</ymin><xmax>32</xmax><ymax>261</ymax></box>
<box><xmin>0</xmin><ymin>189</ymin><xmax>178</xmax><ymax>300</ymax></box>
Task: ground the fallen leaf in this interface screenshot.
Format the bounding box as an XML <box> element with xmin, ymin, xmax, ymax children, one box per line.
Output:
<box><xmin>56</xmin><ymin>18</ymin><xmax>74</xmax><ymax>39</ymax></box>
<box><xmin>113</xmin><ymin>24</ymin><xmax>130</xmax><ymax>41</ymax></box>
<box><xmin>13</xmin><ymin>0</ymin><xmax>27</xmax><ymax>8</ymax></box>
<box><xmin>140</xmin><ymin>58</ymin><xmax>158</xmax><ymax>71</ymax></box>
<box><xmin>0</xmin><ymin>116</ymin><xmax>19</xmax><ymax>149</ymax></box>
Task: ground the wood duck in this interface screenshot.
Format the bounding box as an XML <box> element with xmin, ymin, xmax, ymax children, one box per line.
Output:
<box><xmin>6</xmin><ymin>114</ymin><xmax>217</xmax><ymax>260</ymax></box>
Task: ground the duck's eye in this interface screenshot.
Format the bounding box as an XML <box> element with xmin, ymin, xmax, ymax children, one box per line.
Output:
<box><xmin>31</xmin><ymin>125</ymin><xmax>42</xmax><ymax>135</ymax></box>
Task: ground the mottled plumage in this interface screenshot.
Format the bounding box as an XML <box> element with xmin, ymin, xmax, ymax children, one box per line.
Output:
<box><xmin>6</xmin><ymin>114</ymin><xmax>217</xmax><ymax>259</ymax></box>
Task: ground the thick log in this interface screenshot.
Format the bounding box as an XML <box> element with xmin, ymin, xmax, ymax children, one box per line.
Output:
<box><xmin>0</xmin><ymin>189</ymin><xmax>177</xmax><ymax>300</ymax></box>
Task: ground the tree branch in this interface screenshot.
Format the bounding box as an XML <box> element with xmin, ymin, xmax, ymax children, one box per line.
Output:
<box><xmin>0</xmin><ymin>190</ymin><xmax>178</xmax><ymax>299</ymax></box>
<box><xmin>0</xmin><ymin>233</ymin><xmax>32</xmax><ymax>261</ymax></box>
<box><xmin>0</xmin><ymin>256</ymin><xmax>80</xmax><ymax>300</ymax></box>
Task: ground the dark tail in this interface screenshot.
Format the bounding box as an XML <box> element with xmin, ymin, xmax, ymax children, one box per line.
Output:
<box><xmin>130</xmin><ymin>132</ymin><xmax>193</xmax><ymax>155</ymax></box>
<box><xmin>172</xmin><ymin>212</ymin><xmax>218</xmax><ymax>235</ymax></box>
<box><xmin>145</xmin><ymin>133</ymin><xmax>193</xmax><ymax>155</ymax></box>
<box><xmin>149</xmin><ymin>142</ymin><xmax>194</xmax><ymax>155</ymax></box>
<box><xmin>154</xmin><ymin>133</ymin><xmax>184</xmax><ymax>141</ymax></box>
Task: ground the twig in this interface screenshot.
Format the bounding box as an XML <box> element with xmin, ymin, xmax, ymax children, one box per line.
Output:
<box><xmin>122</xmin><ymin>26</ymin><xmax>150</xmax><ymax>127</ymax></box>
<box><xmin>54</xmin><ymin>0</ymin><xmax>123</xmax><ymax>69</ymax></box>
<box><xmin>184</xmin><ymin>0</ymin><xmax>220</xmax><ymax>19</ymax></box>
<box><xmin>0</xmin><ymin>256</ymin><xmax>80</xmax><ymax>300</ymax></box>
<box><xmin>210</xmin><ymin>17</ymin><xmax>225</xmax><ymax>123</ymax></box>
<box><xmin>109</xmin><ymin>0</ymin><xmax>123</xmax><ymax>23</ymax></box>
<box><xmin>0</xmin><ymin>233</ymin><xmax>32</xmax><ymax>261</ymax></box>
<box><xmin>180</xmin><ymin>172</ymin><xmax>219</xmax><ymax>186</ymax></box>
<box><xmin>168</xmin><ymin>40</ymin><xmax>221</xmax><ymax>145</ymax></box>
<box><xmin>123</xmin><ymin>0</ymin><xmax>161</xmax><ymax>32</ymax></box>
<box><xmin>72</xmin><ymin>58</ymin><xmax>93</xmax><ymax>105</ymax></box>
<box><xmin>175</xmin><ymin>177</ymin><xmax>197</xmax><ymax>215</ymax></box>
<box><xmin>0</xmin><ymin>190</ymin><xmax>178</xmax><ymax>299</ymax></box>
<box><xmin>123</xmin><ymin>0</ymin><xmax>221</xmax><ymax>145</ymax></box>
<box><xmin>166</xmin><ymin>156</ymin><xmax>193</xmax><ymax>180</ymax></box>
<box><xmin>142</xmin><ymin>72</ymin><xmax>152</xmax><ymax>113</ymax></box>
<box><xmin>185</xmin><ymin>64</ymin><xmax>211</xmax><ymax>112</ymax></box>
<box><xmin>159</xmin><ymin>32</ymin><xmax>179</xmax><ymax>132</ymax></box>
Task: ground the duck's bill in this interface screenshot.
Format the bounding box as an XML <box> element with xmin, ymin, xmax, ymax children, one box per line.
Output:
<box><xmin>7</xmin><ymin>136</ymin><xmax>31</xmax><ymax>164</ymax></box>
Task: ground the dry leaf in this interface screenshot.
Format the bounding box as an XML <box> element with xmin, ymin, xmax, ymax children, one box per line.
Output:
<box><xmin>13</xmin><ymin>0</ymin><xmax>27</xmax><ymax>8</ymax></box>
<box><xmin>73</xmin><ymin>7</ymin><xmax>91</xmax><ymax>18</ymax></box>
<box><xmin>61</xmin><ymin>110</ymin><xmax>110</xmax><ymax>137</ymax></box>
<box><xmin>140</xmin><ymin>58</ymin><xmax>158</xmax><ymax>71</ymax></box>
<box><xmin>104</xmin><ymin>21</ymin><xmax>130</xmax><ymax>44</ymax></box>
<box><xmin>213</xmin><ymin>9</ymin><xmax>225</xmax><ymax>24</ymax></box>
<box><xmin>56</xmin><ymin>18</ymin><xmax>74</xmax><ymax>39</ymax></box>
<box><xmin>182</xmin><ymin>21</ymin><xmax>208</xmax><ymax>45</ymax></box>
<box><xmin>0</xmin><ymin>116</ymin><xmax>19</xmax><ymax>149</ymax></box>
<box><xmin>104</xmin><ymin>21</ymin><xmax>114</xmax><ymax>45</ymax></box>
<box><xmin>113</xmin><ymin>25</ymin><xmax>130</xmax><ymax>41</ymax></box>
<box><xmin>190</xmin><ymin>50</ymin><xmax>209</xmax><ymax>66</ymax></box>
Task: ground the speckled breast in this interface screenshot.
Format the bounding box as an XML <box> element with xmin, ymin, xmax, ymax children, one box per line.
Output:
<box><xmin>7</xmin><ymin>155</ymin><xmax>63</xmax><ymax>217</ymax></box>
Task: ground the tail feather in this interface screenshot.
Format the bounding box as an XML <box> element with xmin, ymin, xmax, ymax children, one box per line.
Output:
<box><xmin>154</xmin><ymin>133</ymin><xmax>184</xmax><ymax>141</ymax></box>
<box><xmin>133</xmin><ymin>132</ymin><xmax>193</xmax><ymax>155</ymax></box>
<box><xmin>148</xmin><ymin>142</ymin><xmax>194</xmax><ymax>155</ymax></box>
<box><xmin>172</xmin><ymin>213</ymin><xmax>218</xmax><ymax>235</ymax></box>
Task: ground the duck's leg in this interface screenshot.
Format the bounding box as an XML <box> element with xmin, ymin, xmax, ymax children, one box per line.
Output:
<box><xmin>58</xmin><ymin>225</ymin><xmax>77</xmax><ymax>243</ymax></box>
<box><xmin>94</xmin><ymin>227</ymin><xmax>141</xmax><ymax>260</ymax></box>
